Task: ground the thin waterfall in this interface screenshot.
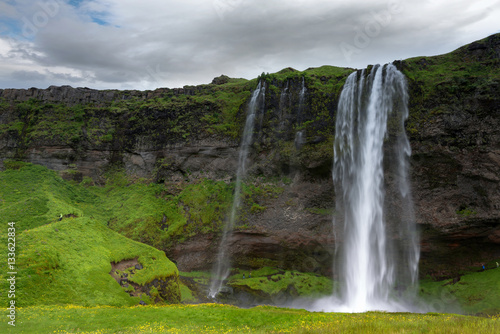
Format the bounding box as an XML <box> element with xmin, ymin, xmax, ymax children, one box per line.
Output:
<box><xmin>299</xmin><ymin>77</ymin><xmax>307</xmax><ymax>109</ymax></box>
<box><xmin>329</xmin><ymin>63</ymin><xmax>419</xmax><ymax>311</ymax></box>
<box><xmin>295</xmin><ymin>77</ymin><xmax>307</xmax><ymax>149</ymax></box>
<box><xmin>294</xmin><ymin>131</ymin><xmax>305</xmax><ymax>149</ymax></box>
<box><xmin>278</xmin><ymin>81</ymin><xmax>289</xmax><ymax>133</ymax></box>
<box><xmin>209</xmin><ymin>81</ymin><xmax>265</xmax><ymax>298</ymax></box>
<box><xmin>280</xmin><ymin>81</ymin><xmax>289</xmax><ymax>110</ymax></box>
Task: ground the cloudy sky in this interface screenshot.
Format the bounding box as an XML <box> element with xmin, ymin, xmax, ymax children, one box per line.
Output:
<box><xmin>0</xmin><ymin>0</ymin><xmax>499</xmax><ymax>90</ymax></box>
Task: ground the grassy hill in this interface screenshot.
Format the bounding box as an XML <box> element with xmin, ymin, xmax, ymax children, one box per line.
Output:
<box><xmin>0</xmin><ymin>163</ymin><xmax>180</xmax><ymax>307</ymax></box>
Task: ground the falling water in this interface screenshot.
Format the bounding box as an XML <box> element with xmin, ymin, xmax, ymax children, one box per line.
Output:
<box><xmin>209</xmin><ymin>81</ymin><xmax>265</xmax><ymax>298</ymax></box>
<box><xmin>327</xmin><ymin>64</ymin><xmax>419</xmax><ymax>312</ymax></box>
<box><xmin>299</xmin><ymin>77</ymin><xmax>307</xmax><ymax>105</ymax></box>
<box><xmin>278</xmin><ymin>82</ymin><xmax>289</xmax><ymax>133</ymax></box>
<box><xmin>297</xmin><ymin>76</ymin><xmax>307</xmax><ymax>123</ymax></box>
<box><xmin>280</xmin><ymin>81</ymin><xmax>289</xmax><ymax>110</ymax></box>
<box><xmin>295</xmin><ymin>77</ymin><xmax>307</xmax><ymax>149</ymax></box>
<box><xmin>294</xmin><ymin>131</ymin><xmax>305</xmax><ymax>149</ymax></box>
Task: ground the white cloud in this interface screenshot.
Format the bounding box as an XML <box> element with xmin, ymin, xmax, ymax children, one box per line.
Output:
<box><xmin>0</xmin><ymin>0</ymin><xmax>499</xmax><ymax>90</ymax></box>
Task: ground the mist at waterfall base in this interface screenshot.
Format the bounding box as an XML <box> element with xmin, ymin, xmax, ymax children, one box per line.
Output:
<box><xmin>306</xmin><ymin>63</ymin><xmax>422</xmax><ymax>313</ymax></box>
<box><xmin>208</xmin><ymin>82</ymin><xmax>266</xmax><ymax>298</ymax></box>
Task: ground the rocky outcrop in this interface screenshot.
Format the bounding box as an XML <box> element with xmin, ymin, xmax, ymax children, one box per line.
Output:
<box><xmin>110</xmin><ymin>258</ymin><xmax>181</xmax><ymax>304</ymax></box>
<box><xmin>401</xmin><ymin>33</ymin><xmax>500</xmax><ymax>278</ymax></box>
<box><xmin>0</xmin><ymin>85</ymin><xmax>212</xmax><ymax>106</ymax></box>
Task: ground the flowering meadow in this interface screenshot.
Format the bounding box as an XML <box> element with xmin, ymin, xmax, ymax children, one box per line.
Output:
<box><xmin>1</xmin><ymin>303</ymin><xmax>499</xmax><ymax>333</ymax></box>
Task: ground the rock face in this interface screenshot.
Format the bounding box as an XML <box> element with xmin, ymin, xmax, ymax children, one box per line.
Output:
<box><xmin>110</xmin><ymin>258</ymin><xmax>181</xmax><ymax>303</ymax></box>
<box><xmin>0</xmin><ymin>85</ymin><xmax>207</xmax><ymax>106</ymax></box>
<box><xmin>1</xmin><ymin>34</ymin><xmax>500</xmax><ymax>279</ymax></box>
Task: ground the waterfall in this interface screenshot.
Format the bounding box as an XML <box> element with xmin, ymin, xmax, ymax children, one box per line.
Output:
<box><xmin>327</xmin><ymin>63</ymin><xmax>419</xmax><ymax>312</ymax></box>
<box><xmin>208</xmin><ymin>81</ymin><xmax>265</xmax><ymax>298</ymax></box>
<box><xmin>298</xmin><ymin>76</ymin><xmax>307</xmax><ymax>123</ymax></box>
<box><xmin>280</xmin><ymin>81</ymin><xmax>289</xmax><ymax>110</ymax></box>
<box><xmin>295</xmin><ymin>77</ymin><xmax>307</xmax><ymax>149</ymax></box>
<box><xmin>294</xmin><ymin>131</ymin><xmax>305</xmax><ymax>149</ymax></box>
<box><xmin>278</xmin><ymin>82</ymin><xmax>289</xmax><ymax>133</ymax></box>
<box><xmin>299</xmin><ymin>77</ymin><xmax>306</xmax><ymax>106</ymax></box>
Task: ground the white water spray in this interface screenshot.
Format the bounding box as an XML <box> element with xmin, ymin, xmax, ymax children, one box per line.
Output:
<box><xmin>209</xmin><ymin>82</ymin><xmax>265</xmax><ymax>298</ymax></box>
<box><xmin>316</xmin><ymin>64</ymin><xmax>419</xmax><ymax>312</ymax></box>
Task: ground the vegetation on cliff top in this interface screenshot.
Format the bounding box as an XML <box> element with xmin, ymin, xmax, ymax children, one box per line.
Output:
<box><xmin>0</xmin><ymin>34</ymin><xmax>498</xmax><ymax>157</ymax></box>
<box><xmin>401</xmin><ymin>34</ymin><xmax>500</xmax><ymax>140</ymax></box>
<box><xmin>0</xmin><ymin>64</ymin><xmax>353</xmax><ymax>160</ymax></box>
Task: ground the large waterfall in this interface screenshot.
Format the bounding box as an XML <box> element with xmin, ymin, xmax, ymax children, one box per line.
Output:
<box><xmin>209</xmin><ymin>82</ymin><xmax>265</xmax><ymax>298</ymax></box>
<box><xmin>322</xmin><ymin>64</ymin><xmax>420</xmax><ymax>312</ymax></box>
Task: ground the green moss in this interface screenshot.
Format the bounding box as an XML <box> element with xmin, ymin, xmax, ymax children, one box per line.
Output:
<box><xmin>179</xmin><ymin>271</ymin><xmax>211</xmax><ymax>279</ymax></box>
<box><xmin>228</xmin><ymin>267</ymin><xmax>333</xmax><ymax>298</ymax></box>
<box><xmin>250</xmin><ymin>203</ymin><xmax>266</xmax><ymax>213</ymax></box>
<box><xmin>401</xmin><ymin>39</ymin><xmax>500</xmax><ymax>143</ymax></box>
<box><xmin>2</xmin><ymin>159</ymin><xmax>30</xmax><ymax>170</ymax></box>
<box><xmin>456</xmin><ymin>207</ymin><xmax>477</xmax><ymax>216</ymax></box>
<box><xmin>419</xmin><ymin>268</ymin><xmax>500</xmax><ymax>315</ymax></box>
<box><xmin>305</xmin><ymin>207</ymin><xmax>334</xmax><ymax>215</ymax></box>
<box><xmin>180</xmin><ymin>271</ymin><xmax>211</xmax><ymax>286</ymax></box>
<box><xmin>179</xmin><ymin>283</ymin><xmax>197</xmax><ymax>303</ymax></box>
<box><xmin>149</xmin><ymin>286</ymin><xmax>162</xmax><ymax>302</ymax></box>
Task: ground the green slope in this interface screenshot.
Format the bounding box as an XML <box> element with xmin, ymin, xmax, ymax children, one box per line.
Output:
<box><xmin>420</xmin><ymin>267</ymin><xmax>500</xmax><ymax>315</ymax></box>
<box><xmin>0</xmin><ymin>163</ymin><xmax>179</xmax><ymax>307</ymax></box>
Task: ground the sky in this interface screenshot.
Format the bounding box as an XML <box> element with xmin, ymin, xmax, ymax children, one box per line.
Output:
<box><xmin>0</xmin><ymin>0</ymin><xmax>499</xmax><ymax>90</ymax></box>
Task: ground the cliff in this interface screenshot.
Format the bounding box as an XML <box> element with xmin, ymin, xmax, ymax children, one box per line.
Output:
<box><xmin>1</xmin><ymin>34</ymin><xmax>499</xmax><ymax>280</ymax></box>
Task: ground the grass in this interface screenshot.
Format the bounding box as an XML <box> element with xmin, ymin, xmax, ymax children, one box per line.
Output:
<box><xmin>401</xmin><ymin>36</ymin><xmax>500</xmax><ymax>139</ymax></box>
<box><xmin>0</xmin><ymin>160</ymin><xmax>277</xmax><ymax>253</ymax></box>
<box><xmin>1</xmin><ymin>304</ymin><xmax>498</xmax><ymax>334</ymax></box>
<box><xmin>98</xmin><ymin>175</ymin><xmax>283</xmax><ymax>248</ymax></box>
<box><xmin>0</xmin><ymin>163</ymin><xmax>180</xmax><ymax>307</ymax></box>
<box><xmin>228</xmin><ymin>267</ymin><xmax>333</xmax><ymax>298</ymax></box>
<box><xmin>259</xmin><ymin>65</ymin><xmax>353</xmax><ymax>96</ymax></box>
<box><xmin>0</xmin><ymin>217</ymin><xmax>179</xmax><ymax>308</ymax></box>
<box><xmin>419</xmin><ymin>267</ymin><xmax>500</xmax><ymax>315</ymax></box>
<box><xmin>0</xmin><ymin>162</ymin><xmax>100</xmax><ymax>231</ymax></box>
<box><xmin>0</xmin><ymin>159</ymin><xmax>288</xmax><ymax>257</ymax></box>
